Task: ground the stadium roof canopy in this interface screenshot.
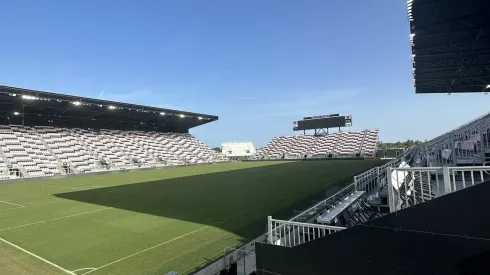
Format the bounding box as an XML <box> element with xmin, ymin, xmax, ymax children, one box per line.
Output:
<box><xmin>408</xmin><ymin>0</ymin><xmax>490</xmax><ymax>93</ymax></box>
<box><xmin>0</xmin><ymin>85</ymin><xmax>218</xmax><ymax>132</ymax></box>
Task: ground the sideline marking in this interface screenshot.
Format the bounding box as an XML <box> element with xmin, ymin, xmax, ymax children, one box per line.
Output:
<box><xmin>0</xmin><ymin>237</ymin><xmax>75</xmax><ymax>275</ymax></box>
<box><xmin>83</xmin><ymin>187</ymin><xmax>311</xmax><ymax>274</ymax></box>
<box><xmin>0</xmin><ymin>208</ymin><xmax>110</xmax><ymax>232</ymax></box>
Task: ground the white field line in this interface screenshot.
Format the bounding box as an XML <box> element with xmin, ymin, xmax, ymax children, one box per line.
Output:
<box><xmin>0</xmin><ymin>237</ymin><xmax>76</xmax><ymax>275</ymax></box>
<box><xmin>83</xmin><ymin>187</ymin><xmax>312</xmax><ymax>274</ymax></box>
<box><xmin>72</xmin><ymin>267</ymin><xmax>97</xmax><ymax>273</ymax></box>
<box><xmin>0</xmin><ymin>200</ymin><xmax>26</xmax><ymax>208</ymax></box>
<box><xmin>0</xmin><ymin>207</ymin><xmax>25</xmax><ymax>212</ymax></box>
<box><xmin>0</xmin><ymin>208</ymin><xmax>110</xmax><ymax>232</ymax></box>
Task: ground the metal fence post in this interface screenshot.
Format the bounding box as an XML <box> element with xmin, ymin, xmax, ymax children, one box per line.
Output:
<box><xmin>267</xmin><ymin>216</ymin><xmax>273</xmax><ymax>244</ymax></box>
<box><xmin>386</xmin><ymin>167</ymin><xmax>395</xmax><ymax>213</ymax></box>
<box><xmin>353</xmin><ymin>176</ymin><xmax>358</xmax><ymax>191</ymax></box>
<box><xmin>442</xmin><ymin>166</ymin><xmax>452</xmax><ymax>195</ymax></box>
<box><xmin>376</xmin><ymin>166</ymin><xmax>380</xmax><ymax>191</ymax></box>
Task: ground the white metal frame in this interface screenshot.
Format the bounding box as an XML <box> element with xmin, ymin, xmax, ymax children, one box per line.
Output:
<box><xmin>386</xmin><ymin>166</ymin><xmax>490</xmax><ymax>212</ymax></box>
<box><xmin>267</xmin><ymin>216</ymin><xmax>345</xmax><ymax>247</ymax></box>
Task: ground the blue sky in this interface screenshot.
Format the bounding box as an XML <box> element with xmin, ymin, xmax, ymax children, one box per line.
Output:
<box><xmin>0</xmin><ymin>0</ymin><xmax>488</xmax><ymax>147</ymax></box>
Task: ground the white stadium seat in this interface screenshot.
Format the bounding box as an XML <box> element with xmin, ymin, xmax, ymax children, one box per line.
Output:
<box><xmin>0</xmin><ymin>125</ymin><xmax>225</xmax><ymax>178</ymax></box>
<box><xmin>256</xmin><ymin>130</ymin><xmax>379</xmax><ymax>160</ymax></box>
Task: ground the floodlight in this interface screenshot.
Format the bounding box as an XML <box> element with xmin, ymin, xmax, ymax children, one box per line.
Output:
<box><xmin>22</xmin><ymin>95</ymin><xmax>37</xmax><ymax>100</ymax></box>
<box><xmin>108</xmin><ymin>105</ymin><xmax>116</xmax><ymax>110</ymax></box>
<box><xmin>160</xmin><ymin>112</ymin><xmax>166</xmax><ymax>115</ymax></box>
<box><xmin>72</xmin><ymin>101</ymin><xmax>82</xmax><ymax>106</ymax></box>
<box><xmin>198</xmin><ymin>116</ymin><xmax>203</xmax><ymax>120</ymax></box>
<box><xmin>13</xmin><ymin>112</ymin><xmax>20</xmax><ymax>115</ymax></box>
<box><xmin>179</xmin><ymin>114</ymin><xmax>185</xmax><ymax>118</ymax></box>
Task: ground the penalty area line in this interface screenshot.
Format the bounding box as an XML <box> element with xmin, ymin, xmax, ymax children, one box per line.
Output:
<box><xmin>0</xmin><ymin>237</ymin><xmax>75</xmax><ymax>275</ymax></box>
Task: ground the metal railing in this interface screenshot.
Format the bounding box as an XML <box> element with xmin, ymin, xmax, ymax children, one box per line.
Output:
<box><xmin>291</xmin><ymin>183</ymin><xmax>356</xmax><ymax>222</ymax></box>
<box><xmin>417</xmin><ymin>111</ymin><xmax>490</xmax><ymax>166</ymax></box>
<box><xmin>386</xmin><ymin>166</ymin><xmax>490</xmax><ymax>212</ymax></box>
<box><xmin>354</xmin><ymin>156</ymin><xmax>405</xmax><ymax>194</ymax></box>
<box><xmin>267</xmin><ymin>216</ymin><xmax>345</xmax><ymax>247</ymax></box>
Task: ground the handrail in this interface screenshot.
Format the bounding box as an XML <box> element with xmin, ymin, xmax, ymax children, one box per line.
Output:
<box><xmin>270</xmin><ymin>218</ymin><xmax>346</xmax><ymax>230</ymax></box>
<box><xmin>290</xmin><ymin>183</ymin><xmax>355</xmax><ymax>222</ymax></box>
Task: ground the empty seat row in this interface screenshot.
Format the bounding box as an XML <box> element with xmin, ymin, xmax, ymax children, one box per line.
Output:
<box><xmin>0</xmin><ymin>125</ymin><xmax>225</xmax><ymax>179</ymax></box>
<box><xmin>256</xmin><ymin>130</ymin><xmax>379</xmax><ymax>159</ymax></box>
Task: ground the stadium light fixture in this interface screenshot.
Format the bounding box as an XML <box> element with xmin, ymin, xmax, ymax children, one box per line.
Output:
<box><xmin>72</xmin><ymin>101</ymin><xmax>82</xmax><ymax>106</ymax></box>
<box><xmin>13</xmin><ymin>112</ymin><xmax>20</xmax><ymax>115</ymax></box>
<box><xmin>179</xmin><ymin>114</ymin><xmax>186</xmax><ymax>118</ymax></box>
<box><xmin>160</xmin><ymin>112</ymin><xmax>166</xmax><ymax>115</ymax></box>
<box><xmin>108</xmin><ymin>105</ymin><xmax>116</xmax><ymax>110</ymax></box>
<box><xmin>22</xmin><ymin>95</ymin><xmax>38</xmax><ymax>100</ymax></box>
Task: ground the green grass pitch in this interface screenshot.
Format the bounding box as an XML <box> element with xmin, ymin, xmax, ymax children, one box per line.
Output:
<box><xmin>0</xmin><ymin>160</ymin><xmax>384</xmax><ymax>275</ymax></box>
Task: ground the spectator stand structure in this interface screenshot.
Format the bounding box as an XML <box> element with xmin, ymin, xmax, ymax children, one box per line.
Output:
<box><xmin>255</xmin><ymin>129</ymin><xmax>379</xmax><ymax>160</ymax></box>
<box><xmin>0</xmin><ymin>85</ymin><xmax>225</xmax><ymax>179</ymax></box>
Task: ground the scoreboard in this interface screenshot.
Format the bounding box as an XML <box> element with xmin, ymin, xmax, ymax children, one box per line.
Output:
<box><xmin>293</xmin><ymin>115</ymin><xmax>352</xmax><ymax>131</ymax></box>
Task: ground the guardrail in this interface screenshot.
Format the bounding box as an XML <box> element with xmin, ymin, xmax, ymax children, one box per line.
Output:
<box><xmin>386</xmin><ymin>166</ymin><xmax>490</xmax><ymax>212</ymax></box>
<box><xmin>354</xmin><ymin>156</ymin><xmax>404</xmax><ymax>194</ymax></box>
<box><xmin>267</xmin><ymin>216</ymin><xmax>345</xmax><ymax>247</ymax></box>
<box><xmin>291</xmin><ymin>183</ymin><xmax>355</xmax><ymax>222</ymax></box>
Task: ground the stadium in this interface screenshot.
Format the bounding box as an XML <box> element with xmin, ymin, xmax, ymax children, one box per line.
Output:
<box><xmin>1</xmin><ymin>0</ymin><xmax>489</xmax><ymax>275</ymax></box>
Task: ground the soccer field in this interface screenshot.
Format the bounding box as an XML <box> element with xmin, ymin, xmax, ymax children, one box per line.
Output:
<box><xmin>0</xmin><ymin>160</ymin><xmax>384</xmax><ymax>275</ymax></box>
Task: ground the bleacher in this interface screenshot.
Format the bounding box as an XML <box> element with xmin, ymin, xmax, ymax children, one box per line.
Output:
<box><xmin>255</xmin><ymin>129</ymin><xmax>379</xmax><ymax>160</ymax></box>
<box><xmin>0</xmin><ymin>125</ymin><xmax>225</xmax><ymax>179</ymax></box>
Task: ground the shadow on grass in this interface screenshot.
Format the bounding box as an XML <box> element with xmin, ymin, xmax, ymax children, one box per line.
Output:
<box><xmin>54</xmin><ymin>161</ymin><xmax>383</xmax><ymax>242</ymax></box>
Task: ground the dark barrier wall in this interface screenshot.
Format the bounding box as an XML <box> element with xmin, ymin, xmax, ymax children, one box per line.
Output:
<box><xmin>256</xmin><ymin>181</ymin><xmax>490</xmax><ymax>275</ymax></box>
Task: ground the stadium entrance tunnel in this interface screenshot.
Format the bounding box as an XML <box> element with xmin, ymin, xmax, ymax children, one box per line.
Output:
<box><xmin>53</xmin><ymin>160</ymin><xmax>384</xmax><ymax>242</ymax></box>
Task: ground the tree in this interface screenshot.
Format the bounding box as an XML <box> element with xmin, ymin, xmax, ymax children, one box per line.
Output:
<box><xmin>377</xmin><ymin>139</ymin><xmax>424</xmax><ymax>149</ymax></box>
<box><xmin>212</xmin><ymin>147</ymin><xmax>222</xmax><ymax>153</ymax></box>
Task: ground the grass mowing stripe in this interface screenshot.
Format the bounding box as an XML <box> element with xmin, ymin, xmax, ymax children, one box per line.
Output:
<box><xmin>0</xmin><ymin>237</ymin><xmax>75</xmax><ymax>275</ymax></box>
<box><xmin>0</xmin><ymin>208</ymin><xmax>110</xmax><ymax>232</ymax></box>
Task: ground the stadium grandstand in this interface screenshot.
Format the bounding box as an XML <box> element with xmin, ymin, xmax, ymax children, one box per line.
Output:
<box><xmin>0</xmin><ymin>85</ymin><xmax>226</xmax><ymax>179</ymax></box>
<box><xmin>255</xmin><ymin>129</ymin><xmax>379</xmax><ymax>160</ymax></box>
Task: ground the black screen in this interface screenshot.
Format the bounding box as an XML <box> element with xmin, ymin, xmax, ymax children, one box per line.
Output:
<box><xmin>293</xmin><ymin>115</ymin><xmax>352</xmax><ymax>131</ymax></box>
